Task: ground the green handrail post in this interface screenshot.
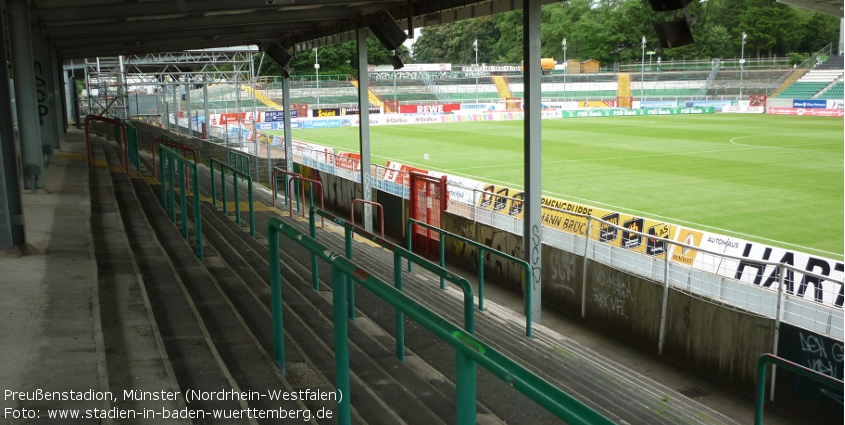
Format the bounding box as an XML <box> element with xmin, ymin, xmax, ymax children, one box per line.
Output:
<box><xmin>439</xmin><ymin>237</ymin><xmax>446</xmax><ymax>290</ymax></box>
<box><xmin>406</xmin><ymin>221</ymin><xmax>413</xmax><ymax>273</ymax></box>
<box><xmin>477</xmin><ymin>249</ymin><xmax>485</xmax><ymax>312</ymax></box>
<box><xmin>265</xmin><ymin>219</ymin><xmax>614</xmax><ymax>425</ymax></box>
<box><xmin>159</xmin><ymin>148</ymin><xmax>166</xmax><ymax>208</ymax></box>
<box><xmin>247</xmin><ymin>178</ymin><xmax>255</xmax><ymax>237</ymax></box>
<box><xmin>210</xmin><ymin>161</ymin><xmax>217</xmax><ymax>208</ymax></box>
<box><xmin>456</xmin><ymin>350</ymin><xmax>477</xmax><ymax>425</ymax></box>
<box><xmin>192</xmin><ymin>164</ymin><xmax>203</xmax><ymax>261</ymax></box>
<box><xmin>314</xmin><ymin>208</ymin><xmax>474</xmax><ymax>334</ymax></box>
<box><xmin>157</xmin><ymin>145</ymin><xmax>203</xmax><ymax>261</ymax></box>
<box><xmin>221</xmin><ymin>167</ymin><xmax>228</xmax><ymax>216</ymax></box>
<box><xmin>345</xmin><ymin>227</ymin><xmax>355</xmax><ymax>321</ymax></box>
<box><xmin>393</xmin><ymin>252</ymin><xmax>405</xmax><ymax>362</ymax></box>
<box><xmin>234</xmin><ymin>172</ymin><xmax>241</xmax><ymax>226</ymax></box>
<box><xmin>210</xmin><ymin>158</ymin><xmax>255</xmax><ymax>237</ymax></box>
<box><xmin>331</xmin><ymin>267</ymin><xmax>352</xmax><ymax>425</ymax></box>
<box><xmin>168</xmin><ymin>156</ymin><xmax>176</xmax><ymax>223</ymax></box>
<box><xmin>228</xmin><ymin>150</ymin><xmax>251</xmax><ymax>176</ymax></box>
<box><xmin>268</xmin><ymin>218</ymin><xmax>285</xmax><ymax>374</ymax></box>
<box><xmin>754</xmin><ymin>353</ymin><xmax>843</xmax><ymax>425</ymax></box>
<box><xmin>408</xmin><ymin>218</ymin><xmax>534</xmax><ymax>337</ymax></box>
<box><xmin>179</xmin><ymin>164</ymin><xmax>188</xmax><ymax>240</ymax></box>
<box><xmin>309</xmin><ymin>207</ymin><xmax>319</xmax><ymax>291</ymax></box>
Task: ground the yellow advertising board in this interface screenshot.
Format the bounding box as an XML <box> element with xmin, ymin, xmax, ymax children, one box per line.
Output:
<box><xmin>476</xmin><ymin>184</ymin><xmax>675</xmax><ymax>258</ymax></box>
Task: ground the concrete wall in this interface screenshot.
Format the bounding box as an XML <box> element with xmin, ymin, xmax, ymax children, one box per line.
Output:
<box><xmin>438</xmin><ymin>210</ymin><xmax>776</xmax><ymax>397</ymax></box>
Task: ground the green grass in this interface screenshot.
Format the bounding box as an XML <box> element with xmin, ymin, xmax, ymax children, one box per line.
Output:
<box><xmin>267</xmin><ymin>114</ymin><xmax>844</xmax><ymax>258</ymax></box>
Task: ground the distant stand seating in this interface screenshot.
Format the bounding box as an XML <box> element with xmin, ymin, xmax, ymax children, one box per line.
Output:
<box><xmin>817</xmin><ymin>81</ymin><xmax>844</xmax><ymax>100</ymax></box>
<box><xmin>774</xmin><ymin>55</ymin><xmax>844</xmax><ymax>98</ymax></box>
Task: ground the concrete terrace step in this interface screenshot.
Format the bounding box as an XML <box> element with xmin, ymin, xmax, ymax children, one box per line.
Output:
<box><xmin>196</xmin><ymin>159</ymin><xmax>740</xmax><ymax>425</ymax></box>
<box><xmin>99</xmin><ymin>138</ymin><xmax>309</xmax><ymax>424</ymax></box>
<box><xmin>89</xmin><ymin>137</ymin><xmax>186</xmax><ymax>424</ymax></box>
<box><xmin>136</xmin><ymin>151</ymin><xmax>492</xmax><ymax>425</ymax></box>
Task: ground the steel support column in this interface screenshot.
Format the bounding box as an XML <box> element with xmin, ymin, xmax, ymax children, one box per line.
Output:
<box><xmin>185</xmin><ymin>82</ymin><xmax>192</xmax><ymax>137</ymax></box>
<box><xmin>523</xmin><ymin>0</ymin><xmax>542</xmax><ymax>323</ymax></box>
<box><xmin>357</xmin><ymin>29</ymin><xmax>373</xmax><ymax>233</ymax></box>
<box><xmin>30</xmin><ymin>25</ymin><xmax>58</xmax><ymax>158</ymax></box>
<box><xmin>44</xmin><ymin>46</ymin><xmax>62</xmax><ymax>142</ymax></box>
<box><xmin>56</xmin><ymin>50</ymin><xmax>68</xmax><ymax>133</ymax></box>
<box><xmin>8</xmin><ymin>0</ymin><xmax>44</xmax><ymax>189</ymax></box>
<box><xmin>203</xmin><ymin>77</ymin><xmax>209</xmax><ymax>138</ymax></box>
<box><xmin>0</xmin><ymin>2</ymin><xmax>26</xmax><ymax>249</ymax></box>
<box><xmin>282</xmin><ymin>76</ymin><xmax>293</xmax><ymax>176</ymax></box>
<box><xmin>172</xmin><ymin>80</ymin><xmax>179</xmax><ymax>130</ymax></box>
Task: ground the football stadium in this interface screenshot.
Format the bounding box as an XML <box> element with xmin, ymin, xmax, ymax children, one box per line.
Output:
<box><xmin>3</xmin><ymin>1</ymin><xmax>844</xmax><ymax>425</ymax></box>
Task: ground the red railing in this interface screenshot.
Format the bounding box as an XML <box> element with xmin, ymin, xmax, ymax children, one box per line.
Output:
<box><xmin>288</xmin><ymin>176</ymin><xmax>324</xmax><ymax>228</ymax></box>
<box><xmin>271</xmin><ymin>168</ymin><xmax>303</xmax><ymax>208</ymax></box>
<box><xmin>85</xmin><ymin>115</ymin><xmax>127</xmax><ymax>172</ymax></box>
<box><xmin>350</xmin><ymin>199</ymin><xmax>384</xmax><ymax>239</ymax></box>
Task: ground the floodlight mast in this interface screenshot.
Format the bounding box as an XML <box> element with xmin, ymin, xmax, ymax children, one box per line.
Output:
<box><xmin>314</xmin><ymin>47</ymin><xmax>320</xmax><ymax>109</ymax></box>
<box><xmin>739</xmin><ymin>32</ymin><xmax>747</xmax><ymax>98</ymax></box>
<box><xmin>562</xmin><ymin>38</ymin><xmax>567</xmax><ymax>100</ymax></box>
<box><xmin>641</xmin><ymin>36</ymin><xmax>646</xmax><ymax>99</ymax></box>
<box><xmin>474</xmin><ymin>39</ymin><xmax>478</xmax><ymax>103</ymax></box>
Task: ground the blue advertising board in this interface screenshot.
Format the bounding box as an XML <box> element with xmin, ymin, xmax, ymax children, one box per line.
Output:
<box><xmin>793</xmin><ymin>99</ymin><xmax>827</xmax><ymax>109</ymax></box>
<box><xmin>264</xmin><ymin>110</ymin><xmax>297</xmax><ymax>122</ymax></box>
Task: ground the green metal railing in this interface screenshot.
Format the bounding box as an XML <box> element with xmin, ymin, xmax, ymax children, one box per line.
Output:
<box><xmin>755</xmin><ymin>353</ymin><xmax>843</xmax><ymax>425</ymax></box>
<box><xmin>268</xmin><ymin>217</ymin><xmax>613</xmax><ymax>425</ymax></box>
<box><xmin>228</xmin><ymin>150</ymin><xmax>252</xmax><ymax>176</ymax></box>
<box><xmin>408</xmin><ymin>218</ymin><xmax>533</xmax><ymax>337</ymax></box>
<box><xmin>126</xmin><ymin>125</ymin><xmax>140</xmax><ymax>171</ymax></box>
<box><xmin>161</xmin><ymin>133</ymin><xmax>179</xmax><ymax>143</ymax></box>
<box><xmin>271</xmin><ymin>168</ymin><xmax>302</xmax><ymax>209</ymax></box>
<box><xmin>311</xmin><ymin>208</ymin><xmax>475</xmax><ymax>361</ymax></box>
<box><xmin>157</xmin><ymin>145</ymin><xmax>203</xmax><ymax>261</ymax></box>
<box><xmin>210</xmin><ymin>158</ymin><xmax>255</xmax><ymax>237</ymax></box>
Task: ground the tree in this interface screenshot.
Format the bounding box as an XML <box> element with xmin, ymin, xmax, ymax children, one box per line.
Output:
<box><xmin>408</xmin><ymin>0</ymin><xmax>837</xmax><ymax>64</ymax></box>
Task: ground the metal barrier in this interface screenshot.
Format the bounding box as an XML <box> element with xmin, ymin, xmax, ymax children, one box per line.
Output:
<box><xmin>209</xmin><ymin>158</ymin><xmax>255</xmax><ymax>237</ymax></box>
<box><xmin>408</xmin><ymin>218</ymin><xmax>533</xmax><ymax>337</ymax></box>
<box><xmin>312</xmin><ymin>208</ymin><xmax>475</xmax><ymax>358</ymax></box>
<box><xmin>150</xmin><ymin>138</ymin><xmax>198</xmax><ymax>186</ymax></box>
<box><xmin>287</xmin><ymin>176</ymin><xmax>325</xmax><ymax>228</ymax></box>
<box><xmin>288</xmin><ymin>176</ymin><xmax>324</xmax><ymax>290</ymax></box>
<box><xmin>228</xmin><ymin>150</ymin><xmax>251</xmax><ymax>176</ymax></box>
<box><xmin>157</xmin><ymin>145</ymin><xmax>203</xmax><ymax>261</ymax></box>
<box><xmin>754</xmin><ymin>353</ymin><xmax>843</xmax><ymax>425</ymax></box>
<box><xmin>350</xmin><ymin>199</ymin><xmax>384</xmax><ymax>239</ymax></box>
<box><xmin>126</xmin><ymin>125</ymin><xmax>140</xmax><ymax>171</ymax></box>
<box><xmin>270</xmin><ymin>168</ymin><xmax>302</xmax><ymax>208</ymax></box>
<box><xmin>84</xmin><ymin>114</ymin><xmax>128</xmax><ymax>172</ymax></box>
<box><xmin>267</xmin><ymin>217</ymin><xmax>613</xmax><ymax>425</ymax></box>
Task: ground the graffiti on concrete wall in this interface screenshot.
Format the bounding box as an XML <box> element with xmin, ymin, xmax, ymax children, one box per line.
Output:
<box><xmin>481</xmin><ymin>226</ymin><xmax>524</xmax><ymax>285</ymax></box>
<box><xmin>34</xmin><ymin>61</ymin><xmax>49</xmax><ymax>125</ymax></box>
<box><xmin>546</xmin><ymin>248</ymin><xmax>576</xmax><ymax>296</ymax></box>
<box><xmin>799</xmin><ymin>331</ymin><xmax>843</xmax><ymax>378</ymax></box>
<box><xmin>593</xmin><ymin>268</ymin><xmax>633</xmax><ymax>319</ymax></box>
<box><xmin>303</xmin><ymin>167</ymin><xmax>361</xmax><ymax>214</ymax></box>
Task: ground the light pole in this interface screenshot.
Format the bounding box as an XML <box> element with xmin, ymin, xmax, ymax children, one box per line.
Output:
<box><xmin>641</xmin><ymin>36</ymin><xmax>646</xmax><ymax>99</ymax></box>
<box><xmin>562</xmin><ymin>38</ymin><xmax>567</xmax><ymax>100</ymax></box>
<box><xmin>314</xmin><ymin>47</ymin><xmax>320</xmax><ymax>109</ymax></box>
<box><xmin>739</xmin><ymin>32</ymin><xmax>747</xmax><ymax>98</ymax></box>
<box><xmin>473</xmin><ymin>39</ymin><xmax>479</xmax><ymax>103</ymax></box>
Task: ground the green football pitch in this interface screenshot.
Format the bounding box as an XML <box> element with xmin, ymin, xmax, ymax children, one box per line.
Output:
<box><xmin>265</xmin><ymin>114</ymin><xmax>844</xmax><ymax>259</ymax></box>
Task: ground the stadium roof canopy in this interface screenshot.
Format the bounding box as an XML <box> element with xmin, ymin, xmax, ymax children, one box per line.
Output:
<box><xmin>29</xmin><ymin>0</ymin><xmax>557</xmax><ymax>60</ymax></box>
